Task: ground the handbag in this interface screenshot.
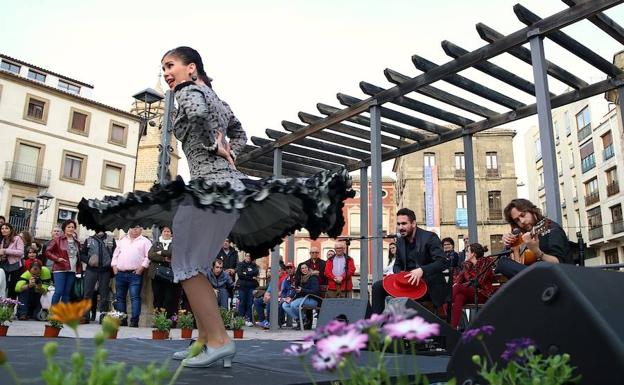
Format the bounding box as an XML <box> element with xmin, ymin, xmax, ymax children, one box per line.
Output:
<box><xmin>154</xmin><ymin>264</ymin><xmax>174</xmax><ymax>283</ymax></box>
<box><xmin>0</xmin><ymin>260</ymin><xmax>21</xmax><ymax>273</ymax></box>
<box><xmin>72</xmin><ymin>275</ymin><xmax>84</xmax><ymax>300</ymax></box>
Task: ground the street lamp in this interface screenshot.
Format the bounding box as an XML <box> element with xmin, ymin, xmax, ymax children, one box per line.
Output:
<box><xmin>22</xmin><ymin>192</ymin><xmax>54</xmax><ymax>237</ymax></box>
<box><xmin>132</xmin><ymin>88</ymin><xmax>164</xmax><ymax>136</ymax></box>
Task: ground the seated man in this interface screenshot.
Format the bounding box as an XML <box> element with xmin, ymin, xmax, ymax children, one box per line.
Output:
<box><xmin>206</xmin><ymin>259</ymin><xmax>233</xmax><ymax>309</ymax></box>
<box><xmin>253</xmin><ymin>269</ymin><xmax>285</xmax><ymax>328</ymax></box>
<box><xmin>16</xmin><ymin>261</ymin><xmax>52</xmax><ymax>320</ymax></box>
<box><xmin>498</xmin><ymin>198</ymin><xmax>572</xmax><ymax>279</ymax></box>
<box><xmin>371</xmin><ymin>208</ymin><xmax>448</xmax><ymax>314</ymax></box>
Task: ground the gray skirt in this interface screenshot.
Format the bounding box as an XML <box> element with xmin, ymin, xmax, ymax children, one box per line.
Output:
<box><xmin>171</xmin><ymin>195</ymin><xmax>239</xmax><ymax>282</ymax></box>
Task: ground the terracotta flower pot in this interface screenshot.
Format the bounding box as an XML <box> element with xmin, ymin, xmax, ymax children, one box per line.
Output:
<box><xmin>0</xmin><ymin>325</ymin><xmax>8</xmax><ymax>336</ymax></box>
<box><xmin>43</xmin><ymin>325</ymin><xmax>61</xmax><ymax>338</ymax></box>
<box><xmin>152</xmin><ymin>330</ymin><xmax>169</xmax><ymax>340</ymax></box>
<box><xmin>108</xmin><ymin>330</ymin><xmax>118</xmax><ymax>339</ymax></box>
<box><xmin>181</xmin><ymin>328</ymin><xmax>193</xmax><ymax>339</ymax></box>
<box><xmin>233</xmin><ymin>329</ymin><xmax>244</xmax><ymax>339</ymax></box>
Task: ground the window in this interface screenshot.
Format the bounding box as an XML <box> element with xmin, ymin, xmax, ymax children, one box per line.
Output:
<box><xmin>56</xmin><ymin>208</ymin><xmax>77</xmax><ymax>228</ymax></box>
<box><xmin>23</xmin><ymin>94</ymin><xmax>49</xmax><ymax>124</ymax></box>
<box><xmin>349</xmin><ymin>212</ymin><xmax>361</xmax><ymax>236</ymax></box>
<box><xmin>456</xmin><ymin>192</ymin><xmax>467</xmax><ymax>209</ymax></box>
<box><xmin>534</xmin><ymin>138</ymin><xmax>542</xmax><ymax>161</ymax></box>
<box><xmin>11</xmin><ymin>140</ymin><xmax>45</xmax><ymax>185</ymax></box>
<box><xmin>68</xmin><ymin>108</ymin><xmax>90</xmax><ymax>135</ymax></box>
<box><xmin>27</xmin><ymin>69</ymin><xmax>46</xmax><ymax>82</ymax></box>
<box><xmin>1</xmin><ymin>60</ymin><xmax>20</xmax><ymax>74</ymax></box>
<box><xmin>604</xmin><ymin>249</ymin><xmax>619</xmax><ymax>266</ymax></box>
<box><xmin>490</xmin><ymin>234</ymin><xmax>504</xmax><ymax>253</ymax></box>
<box><xmin>538</xmin><ymin>170</ymin><xmax>544</xmax><ymax>190</ymax></box>
<box><xmin>424</xmin><ymin>152</ymin><xmax>436</xmax><ymax>167</ymax></box>
<box><xmin>564</xmin><ymin>111</ymin><xmax>571</xmax><ymax>136</ymax></box>
<box><xmin>108</xmin><ymin>121</ymin><xmax>128</xmax><ymax>146</ymax></box>
<box><xmin>486</xmin><ymin>152</ymin><xmax>499</xmax><ymax>177</ymax></box>
<box><xmin>571</xmin><ymin>175</ymin><xmax>578</xmax><ymax>200</ymax></box>
<box><xmin>611</xmin><ymin>205</ymin><xmax>624</xmax><ymax>234</ymax></box>
<box><xmin>584</xmin><ymin>177</ymin><xmax>599</xmax><ymax>206</ymax></box>
<box><xmin>488</xmin><ymin>191</ymin><xmax>502</xmax><ymax>220</ymax></box>
<box><xmin>576</xmin><ymin>106</ymin><xmax>591</xmax><ymax>142</ymax></box>
<box><xmin>454</xmin><ymin>152</ymin><xmax>465</xmax><ymax>177</ymax></box>
<box><xmin>587</xmin><ymin>206</ymin><xmax>603</xmax><ymax>241</ymax></box>
<box><xmin>602</xmin><ymin>131</ymin><xmax>614</xmax><ymax>161</ymax></box>
<box><xmin>61</xmin><ymin>151</ymin><xmax>87</xmax><ymax>184</ymax></box>
<box><xmin>554</xmin><ymin>120</ymin><xmax>560</xmax><ymax>141</ymax></box>
<box><xmin>58</xmin><ymin>80</ymin><xmax>80</xmax><ymax>94</ymax></box>
<box><xmin>580</xmin><ymin>141</ymin><xmax>595</xmax><ymax>173</ymax></box>
<box><xmin>569</xmin><ymin>145</ymin><xmax>575</xmax><ymax>168</ymax></box>
<box><xmin>9</xmin><ymin>196</ymin><xmax>31</xmax><ymax>233</ymax></box>
<box><xmin>101</xmin><ymin>161</ymin><xmax>125</xmax><ymax>192</ymax></box>
<box><xmin>606</xmin><ymin>167</ymin><xmax>619</xmax><ymax>196</ymax></box>
<box><xmin>557</xmin><ymin>154</ymin><xmax>562</xmax><ymax>176</ymax></box>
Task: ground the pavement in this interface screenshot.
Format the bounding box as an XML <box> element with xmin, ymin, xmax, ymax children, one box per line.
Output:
<box><xmin>3</xmin><ymin>319</ymin><xmax>312</xmax><ymax>340</ymax></box>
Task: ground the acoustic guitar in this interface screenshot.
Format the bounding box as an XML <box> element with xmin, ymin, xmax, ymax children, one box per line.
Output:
<box><xmin>510</xmin><ymin>218</ymin><xmax>552</xmax><ymax>265</ymax></box>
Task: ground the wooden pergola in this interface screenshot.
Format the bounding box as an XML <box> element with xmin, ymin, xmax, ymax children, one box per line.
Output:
<box><xmin>227</xmin><ymin>0</ymin><xmax>624</xmax><ymax>330</ymax></box>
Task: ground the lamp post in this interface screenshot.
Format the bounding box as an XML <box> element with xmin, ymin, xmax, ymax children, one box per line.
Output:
<box><xmin>22</xmin><ymin>192</ymin><xmax>54</xmax><ymax>237</ymax></box>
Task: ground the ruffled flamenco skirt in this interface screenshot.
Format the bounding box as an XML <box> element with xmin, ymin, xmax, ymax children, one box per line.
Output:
<box><xmin>77</xmin><ymin>168</ymin><xmax>354</xmax><ymax>261</ymax></box>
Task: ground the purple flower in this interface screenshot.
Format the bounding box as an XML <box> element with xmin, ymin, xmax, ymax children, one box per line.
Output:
<box><xmin>382</xmin><ymin>316</ymin><xmax>439</xmax><ymax>341</ymax></box>
<box><xmin>283</xmin><ymin>341</ymin><xmax>314</xmax><ymax>357</ymax></box>
<box><xmin>309</xmin><ymin>319</ymin><xmax>348</xmax><ymax>340</ymax></box>
<box><xmin>461</xmin><ymin>325</ymin><xmax>495</xmax><ymax>343</ymax></box>
<box><xmin>311</xmin><ymin>352</ymin><xmax>341</xmax><ymax>372</ymax></box>
<box><xmin>347</xmin><ymin>313</ymin><xmax>391</xmax><ymax>332</ymax></box>
<box><xmin>0</xmin><ymin>298</ymin><xmax>22</xmax><ymax>306</ymax></box>
<box><xmin>501</xmin><ymin>338</ymin><xmax>535</xmax><ymax>363</ymax></box>
<box><xmin>316</xmin><ymin>329</ymin><xmax>368</xmax><ymax>357</ymax></box>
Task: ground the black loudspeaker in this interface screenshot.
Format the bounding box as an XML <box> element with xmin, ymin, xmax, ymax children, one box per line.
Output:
<box><xmin>448</xmin><ymin>263</ymin><xmax>624</xmax><ymax>385</ymax></box>
<box><xmin>317</xmin><ymin>298</ymin><xmax>369</xmax><ymax>327</ymax></box>
<box><xmin>387</xmin><ymin>297</ymin><xmax>460</xmax><ymax>352</ymax></box>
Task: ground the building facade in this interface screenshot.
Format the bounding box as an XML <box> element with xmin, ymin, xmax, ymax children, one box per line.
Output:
<box><xmin>0</xmin><ymin>54</ymin><xmax>141</xmax><ymax>240</ymax></box>
<box><xmin>523</xmin><ymin>94</ymin><xmax>624</xmax><ymax>267</ymax></box>
<box><xmin>394</xmin><ymin>129</ymin><xmax>517</xmax><ymax>254</ymax></box>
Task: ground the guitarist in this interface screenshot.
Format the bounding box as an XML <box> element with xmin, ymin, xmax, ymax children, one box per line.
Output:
<box><xmin>370</xmin><ymin>208</ymin><xmax>448</xmax><ymax>314</ymax></box>
<box><xmin>498</xmin><ymin>199</ymin><xmax>572</xmax><ymax>279</ymax></box>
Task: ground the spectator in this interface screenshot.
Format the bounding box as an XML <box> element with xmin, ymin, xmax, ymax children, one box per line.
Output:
<box><xmin>112</xmin><ymin>225</ymin><xmax>151</xmax><ymax>327</ymax></box>
<box><xmin>324</xmin><ymin>240</ymin><xmax>356</xmax><ymax>298</ymax></box>
<box><xmin>0</xmin><ymin>216</ymin><xmax>5</xmax><ymax>225</ymax></box>
<box><xmin>253</xmin><ymin>268</ymin><xmax>272</xmax><ymax>328</ymax></box>
<box><xmin>216</xmin><ymin>238</ymin><xmax>238</xmax><ymax>302</ymax></box>
<box><xmin>41</xmin><ymin>226</ymin><xmax>62</xmax><ymax>269</ymax></box>
<box><xmin>23</xmin><ymin>246</ymin><xmax>42</xmax><ymax>272</ymax></box>
<box><xmin>442</xmin><ymin>237</ymin><xmax>460</xmax><ymax>270</ymax></box>
<box><xmin>0</xmin><ymin>223</ymin><xmax>25</xmax><ymax>299</ymax></box>
<box><xmin>326</xmin><ymin>249</ymin><xmax>336</xmax><ymax>259</ymax></box>
<box><xmin>207</xmin><ymin>259</ymin><xmax>233</xmax><ymax>309</ymax></box>
<box><xmin>383</xmin><ymin>242</ymin><xmax>397</xmax><ymax>276</ymax></box>
<box><xmin>282</xmin><ymin>264</ymin><xmax>321</xmax><ymax>329</ymax></box>
<box><xmin>15</xmin><ymin>261</ymin><xmax>52</xmax><ymax>320</ymax></box>
<box><xmin>236</xmin><ymin>253</ymin><xmax>259</xmax><ymax>325</ymax></box>
<box><xmin>45</xmin><ymin>220</ymin><xmax>82</xmax><ymax>305</ymax></box>
<box><xmin>148</xmin><ymin>226</ymin><xmax>180</xmax><ymax>320</ymax></box>
<box><xmin>279</xmin><ymin>262</ymin><xmax>296</xmax><ymax>327</ymax></box>
<box><xmin>20</xmin><ymin>231</ymin><xmax>33</xmax><ymax>258</ymax></box>
<box><xmin>81</xmin><ymin>227</ymin><xmax>116</xmax><ymax>323</ymax></box>
<box><xmin>296</xmin><ymin>247</ymin><xmax>326</xmax><ymax>325</ymax></box>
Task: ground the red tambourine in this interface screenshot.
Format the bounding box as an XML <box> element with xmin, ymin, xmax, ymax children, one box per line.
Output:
<box><xmin>382</xmin><ymin>272</ymin><xmax>428</xmax><ymax>300</ymax></box>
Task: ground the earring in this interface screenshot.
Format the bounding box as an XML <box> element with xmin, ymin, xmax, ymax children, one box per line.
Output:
<box><xmin>191</xmin><ymin>74</ymin><xmax>198</xmax><ymax>81</ymax></box>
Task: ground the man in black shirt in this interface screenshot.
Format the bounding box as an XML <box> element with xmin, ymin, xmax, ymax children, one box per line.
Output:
<box><xmin>498</xmin><ymin>198</ymin><xmax>572</xmax><ymax>279</ymax></box>
<box><xmin>371</xmin><ymin>208</ymin><xmax>448</xmax><ymax>314</ymax></box>
<box><xmin>216</xmin><ymin>238</ymin><xmax>238</xmax><ymax>303</ymax></box>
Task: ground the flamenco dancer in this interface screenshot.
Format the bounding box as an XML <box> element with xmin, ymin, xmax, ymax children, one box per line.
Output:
<box><xmin>78</xmin><ymin>46</ymin><xmax>353</xmax><ymax>368</ymax></box>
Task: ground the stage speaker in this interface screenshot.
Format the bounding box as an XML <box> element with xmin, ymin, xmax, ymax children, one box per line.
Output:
<box><xmin>448</xmin><ymin>263</ymin><xmax>624</xmax><ymax>385</ymax></box>
<box><xmin>317</xmin><ymin>298</ymin><xmax>369</xmax><ymax>327</ymax></box>
<box><xmin>387</xmin><ymin>297</ymin><xmax>460</xmax><ymax>352</ymax></box>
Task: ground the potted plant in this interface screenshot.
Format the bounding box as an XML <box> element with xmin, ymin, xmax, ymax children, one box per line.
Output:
<box><xmin>0</xmin><ymin>297</ymin><xmax>20</xmax><ymax>336</ymax></box>
<box><xmin>220</xmin><ymin>307</ymin><xmax>233</xmax><ymax>330</ymax></box>
<box><xmin>152</xmin><ymin>308</ymin><xmax>172</xmax><ymax>340</ymax></box>
<box><xmin>43</xmin><ymin>314</ymin><xmax>63</xmax><ymax>338</ymax></box>
<box><xmin>103</xmin><ymin>310</ymin><xmax>126</xmax><ymax>339</ymax></box>
<box><xmin>176</xmin><ymin>310</ymin><xmax>195</xmax><ymax>339</ymax></box>
<box><xmin>231</xmin><ymin>316</ymin><xmax>245</xmax><ymax>339</ymax></box>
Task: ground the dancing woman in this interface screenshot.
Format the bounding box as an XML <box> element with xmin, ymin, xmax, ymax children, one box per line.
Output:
<box><xmin>78</xmin><ymin>46</ymin><xmax>353</xmax><ymax>368</ymax></box>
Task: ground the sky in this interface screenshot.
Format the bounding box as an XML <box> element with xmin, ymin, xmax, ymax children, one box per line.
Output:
<box><xmin>2</xmin><ymin>0</ymin><xmax>623</xmax><ymax>185</ymax></box>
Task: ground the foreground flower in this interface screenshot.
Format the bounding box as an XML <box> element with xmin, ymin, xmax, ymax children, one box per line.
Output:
<box><xmin>316</xmin><ymin>328</ymin><xmax>369</xmax><ymax>357</ymax></box>
<box><xmin>461</xmin><ymin>325</ymin><xmax>495</xmax><ymax>343</ymax></box>
<box><xmin>348</xmin><ymin>313</ymin><xmax>391</xmax><ymax>332</ymax></box>
<box><xmin>284</xmin><ymin>340</ymin><xmax>314</xmax><ymax>357</ymax></box>
<box><xmin>311</xmin><ymin>352</ymin><xmax>341</xmax><ymax>372</ymax></box>
<box><xmin>0</xmin><ymin>298</ymin><xmax>22</xmax><ymax>307</ymax></box>
<box><xmin>501</xmin><ymin>337</ymin><xmax>535</xmax><ymax>363</ymax></box>
<box><xmin>0</xmin><ymin>349</ymin><xmax>6</xmax><ymax>365</ymax></box>
<box><xmin>310</xmin><ymin>319</ymin><xmax>348</xmax><ymax>340</ymax></box>
<box><xmin>382</xmin><ymin>316</ymin><xmax>439</xmax><ymax>341</ymax></box>
<box><xmin>49</xmin><ymin>299</ymin><xmax>92</xmax><ymax>329</ymax></box>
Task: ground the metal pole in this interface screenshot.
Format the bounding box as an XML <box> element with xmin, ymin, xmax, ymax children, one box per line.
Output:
<box><xmin>463</xmin><ymin>134</ymin><xmax>478</xmax><ymax>243</ymax></box>
<box><xmin>269</xmin><ymin>148</ymin><xmax>282</xmax><ymax>331</ymax></box>
<box><xmin>30</xmin><ymin>199</ymin><xmax>40</xmax><ymax>237</ymax></box>
<box><xmin>529</xmin><ymin>33</ymin><xmax>562</xmax><ymax>224</ymax></box>
<box><xmin>359</xmin><ymin>167</ymin><xmax>369</xmax><ymax>301</ymax></box>
<box><xmin>370</xmin><ymin>105</ymin><xmax>384</xmax><ymax>282</ymax></box>
<box><xmin>287</xmin><ymin>235</ymin><xmax>294</xmax><ymax>264</ymax></box>
<box><xmin>152</xmin><ymin>90</ymin><xmax>175</xmax><ymax>241</ymax></box>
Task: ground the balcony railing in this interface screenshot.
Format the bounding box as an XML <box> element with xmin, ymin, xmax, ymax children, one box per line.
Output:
<box><xmin>612</xmin><ymin>221</ymin><xmax>624</xmax><ymax>235</ymax></box>
<box><xmin>577</xmin><ymin>124</ymin><xmax>591</xmax><ymax>142</ymax></box>
<box><xmin>454</xmin><ymin>169</ymin><xmax>465</xmax><ymax>178</ymax></box>
<box><xmin>589</xmin><ymin>226</ymin><xmax>603</xmax><ymax>241</ymax></box>
<box><xmin>603</xmin><ymin>144</ymin><xmax>615</xmax><ymax>161</ymax></box>
<box><xmin>607</xmin><ymin>181</ymin><xmax>619</xmax><ymax>197</ymax></box>
<box><xmin>486</xmin><ymin>168</ymin><xmax>500</xmax><ymax>178</ymax></box>
<box><xmin>3</xmin><ymin>161</ymin><xmax>51</xmax><ymax>187</ymax></box>
<box><xmin>584</xmin><ymin>191</ymin><xmax>600</xmax><ymax>206</ymax></box>
<box><xmin>488</xmin><ymin>209</ymin><xmax>502</xmax><ymax>220</ymax></box>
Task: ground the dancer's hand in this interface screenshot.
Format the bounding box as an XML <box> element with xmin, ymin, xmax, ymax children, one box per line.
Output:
<box><xmin>215</xmin><ymin>130</ymin><xmax>235</xmax><ymax>167</ymax></box>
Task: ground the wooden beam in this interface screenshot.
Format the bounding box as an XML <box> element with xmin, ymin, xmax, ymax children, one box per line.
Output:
<box><xmin>360</xmin><ymin>81</ymin><xmax>473</xmax><ymax>126</ymax></box>
<box><xmin>282</xmin><ymin>120</ymin><xmax>372</xmax><ymax>151</ymax></box>
<box><xmin>257</xmin><ymin>155</ymin><xmax>326</xmax><ymax>175</ymax></box>
<box><xmin>299</xmin><ymin>111</ymin><xmax>405</xmax><ymax>148</ymax></box>
<box><xmin>265</xmin><ymin>128</ymin><xmax>370</xmax><ymax>160</ymax></box>
<box><xmin>338</xmin><ymin>93</ymin><xmax>451</xmax><ymax>135</ymax></box>
<box><xmin>384</xmin><ymin>68</ymin><xmax>498</xmax><ymax>118</ymax></box>
<box><xmin>442</xmin><ymin>40</ymin><xmax>555</xmax><ymax>97</ymax></box>
<box><xmin>476</xmin><ymin>22</ymin><xmax>589</xmax><ymax>89</ymax></box>
<box><xmin>244</xmin><ymin>144</ymin><xmax>343</xmax><ymax>171</ymax></box>
<box><xmin>242</xmin><ymin>160</ymin><xmax>309</xmax><ymax>178</ymax></box>
<box><xmin>251</xmin><ymin>136</ymin><xmax>356</xmax><ymax>166</ymax></box>
<box><xmin>412</xmin><ymin>55</ymin><xmax>525</xmax><ymax>109</ymax></box>
<box><xmin>237</xmin><ymin>167</ymin><xmax>275</xmax><ymax>179</ymax></box>
<box><xmin>563</xmin><ymin>0</ymin><xmax>624</xmax><ymax>45</ymax></box>
<box><xmin>514</xmin><ymin>4</ymin><xmax>622</xmax><ymax>77</ymax></box>
<box><xmin>316</xmin><ymin>103</ymin><xmax>428</xmax><ymax>141</ymax></box>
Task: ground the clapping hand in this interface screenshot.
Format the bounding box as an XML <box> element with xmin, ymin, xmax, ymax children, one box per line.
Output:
<box><xmin>215</xmin><ymin>130</ymin><xmax>235</xmax><ymax>167</ymax></box>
